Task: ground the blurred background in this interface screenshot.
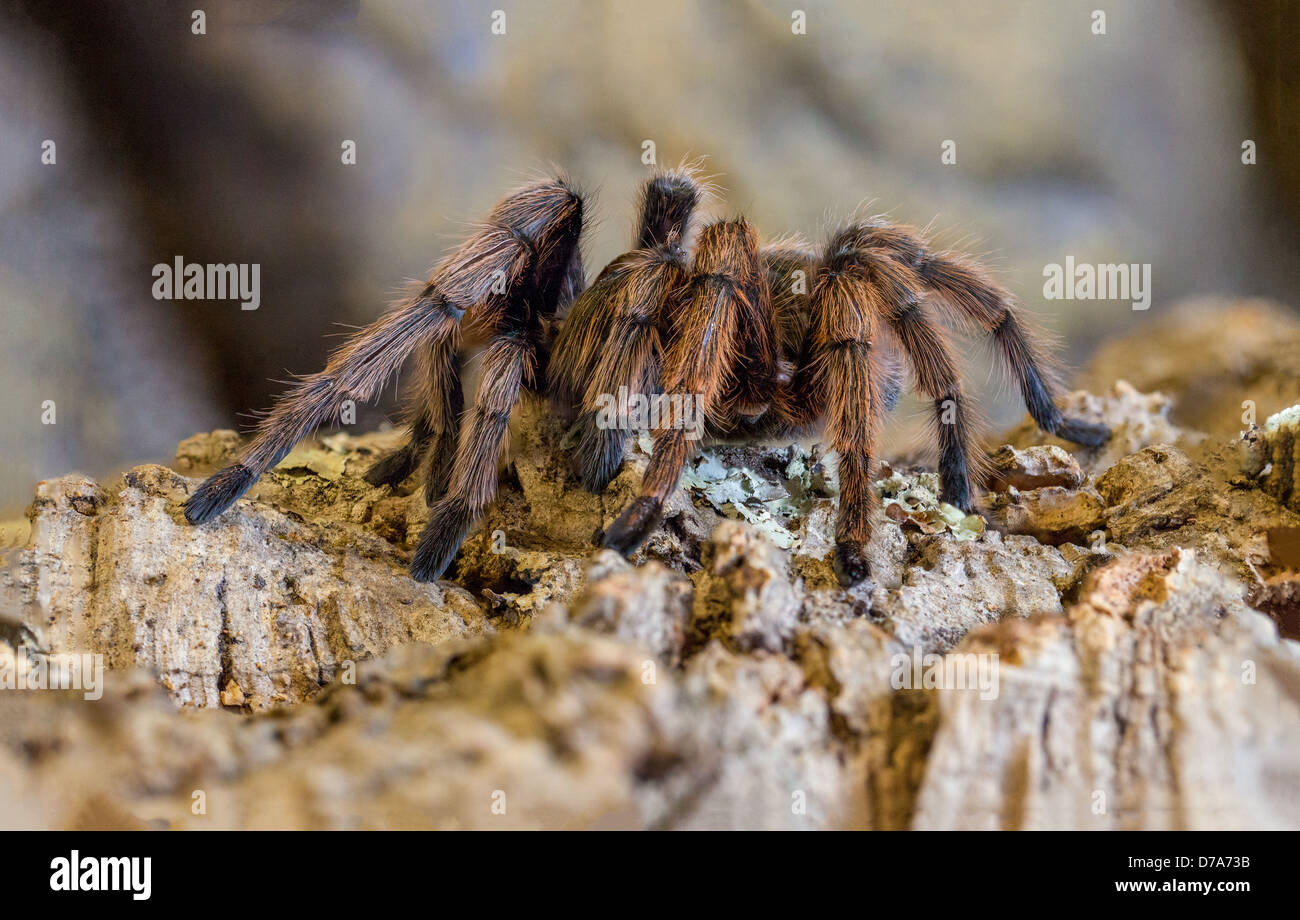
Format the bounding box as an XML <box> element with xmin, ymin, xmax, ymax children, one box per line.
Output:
<box><xmin>0</xmin><ymin>0</ymin><xmax>1297</xmax><ymax>515</ymax></box>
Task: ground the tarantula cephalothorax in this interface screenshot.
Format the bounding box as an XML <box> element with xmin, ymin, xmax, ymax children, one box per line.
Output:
<box><xmin>184</xmin><ymin>165</ymin><xmax>1110</xmax><ymax>586</ymax></box>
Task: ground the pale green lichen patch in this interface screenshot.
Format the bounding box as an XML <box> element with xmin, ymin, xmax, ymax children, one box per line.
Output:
<box><xmin>877</xmin><ymin>468</ymin><xmax>985</xmax><ymax>541</ymax></box>
<box><xmin>680</xmin><ymin>451</ymin><xmax>803</xmax><ymax>549</ymax></box>
<box><xmin>635</xmin><ymin>432</ymin><xmax>986</xmax><ymax>547</ymax></box>
<box><xmin>648</xmin><ymin>441</ymin><xmax>832</xmax><ymax>551</ymax></box>
<box><xmin>637</xmin><ymin>431</ymin><xmax>982</xmax><ymax>545</ymax></box>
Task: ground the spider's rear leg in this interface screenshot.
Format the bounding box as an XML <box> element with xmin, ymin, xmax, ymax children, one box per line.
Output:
<box><xmin>184</xmin><ymin>178</ymin><xmax>583</xmax><ymax>527</ymax></box>
<box><xmin>807</xmin><ymin>260</ymin><xmax>884</xmax><ymax>587</ymax></box>
<box><xmin>990</xmin><ymin>309</ymin><xmax>1111</xmax><ymax>446</ymax></box>
<box><xmin>893</xmin><ymin>309</ymin><xmax>981</xmax><ymax>512</ymax></box>
<box><xmin>603</xmin><ymin>219</ymin><xmax>759</xmax><ymax>556</ymax></box>
<box><xmin>410</xmin><ymin>332</ymin><xmax>533</xmax><ymax>582</ymax></box>
<box><xmin>363</xmin><ymin>340</ymin><xmax>465</xmax><ymax>505</ymax></box>
<box><xmin>829</xmin><ymin>228</ymin><xmax>986</xmax><ymax>511</ymax></box>
<box><xmin>860</xmin><ymin>223</ymin><xmax>1110</xmax><ymax>447</ymax></box>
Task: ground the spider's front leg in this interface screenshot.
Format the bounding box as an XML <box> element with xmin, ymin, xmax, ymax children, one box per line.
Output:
<box><xmin>805</xmin><ymin>258</ymin><xmax>885</xmax><ymax>587</ymax></box>
<box><xmin>183</xmin><ymin>279</ymin><xmax>468</xmax><ymax>526</ymax></box>
<box><xmin>408</xmin><ymin>196</ymin><xmax>585</xmax><ymax>583</ymax></box>
<box><xmin>549</xmin><ymin>167</ymin><xmax>701</xmax><ymax>491</ymax></box>
<box><xmin>369</xmin><ymin>202</ymin><xmax>588</xmax><ymax>503</ymax></box>
<box><xmin>602</xmin><ymin>218</ymin><xmax>760</xmax><ymax>555</ymax></box>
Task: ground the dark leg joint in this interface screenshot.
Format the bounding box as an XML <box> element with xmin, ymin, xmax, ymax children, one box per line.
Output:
<box><xmin>507</xmin><ymin>224</ymin><xmax>539</xmax><ymax>260</ymax></box>
<box><xmin>692</xmin><ymin>272</ymin><xmax>742</xmax><ymax>292</ymax></box>
<box><xmin>990</xmin><ymin>309</ymin><xmax>1015</xmax><ymax>337</ymax></box>
<box><xmin>894</xmin><ymin>297</ymin><xmax>924</xmax><ymax>324</ymax></box>
<box><xmin>824</xmin><ymin>339</ymin><xmax>871</xmax><ymax>356</ymax></box>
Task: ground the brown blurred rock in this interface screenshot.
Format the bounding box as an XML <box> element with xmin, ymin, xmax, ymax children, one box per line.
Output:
<box><xmin>691</xmin><ymin>520</ymin><xmax>802</xmax><ymax>654</ymax></box>
<box><xmin>563</xmin><ymin>550</ymin><xmax>692</xmax><ymax>663</ymax></box>
<box><xmin>866</xmin><ymin>530</ymin><xmax>1084</xmax><ymax>653</ymax></box>
<box><xmin>987</xmin><ymin>486</ymin><xmax>1107</xmax><ymax>547</ymax></box>
<box><xmin>1078</xmin><ymin>299</ymin><xmax>1300</xmax><ymax>439</ymax></box>
<box><xmin>987</xmin><ymin>444</ymin><xmax>1084</xmax><ymax>492</ymax></box>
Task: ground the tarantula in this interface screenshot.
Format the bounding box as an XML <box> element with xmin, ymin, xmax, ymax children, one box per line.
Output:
<box><xmin>184</xmin><ymin>165</ymin><xmax>1109</xmax><ymax>586</ymax></box>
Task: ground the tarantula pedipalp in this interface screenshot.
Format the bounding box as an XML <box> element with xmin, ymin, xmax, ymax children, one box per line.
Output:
<box><xmin>184</xmin><ymin>165</ymin><xmax>1109</xmax><ymax>586</ymax></box>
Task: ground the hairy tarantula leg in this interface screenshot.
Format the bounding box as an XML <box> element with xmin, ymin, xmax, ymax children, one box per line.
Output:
<box><xmin>761</xmin><ymin>241</ymin><xmax>830</xmax><ymax>432</ymax></box>
<box><xmin>636</xmin><ymin>165</ymin><xmax>706</xmax><ymax>250</ymax></box>
<box><xmin>410</xmin><ymin>333</ymin><xmax>532</xmax><ymax>582</ymax></box>
<box><xmin>570</xmin><ymin>250</ymin><xmax>690</xmax><ymax>491</ymax></box>
<box><xmin>859</xmin><ymin>223</ymin><xmax>1110</xmax><ymax>447</ymax></box>
<box><xmin>926</xmin><ymin>261</ymin><xmax>1111</xmax><ymax>446</ymax></box>
<box><xmin>363</xmin><ymin>339</ymin><xmax>465</xmax><ymax>507</ymax></box>
<box><xmin>888</xmin><ymin>304</ymin><xmax>982</xmax><ymax>511</ymax></box>
<box><xmin>569</xmin><ymin>273</ymin><xmax>667</xmax><ymax>492</ymax></box>
<box><xmin>410</xmin><ymin>179</ymin><xmax>585</xmax><ymax>581</ymax></box>
<box><xmin>417</xmin><ymin>345</ymin><xmax>466</xmax><ymax>505</ymax></box>
<box><xmin>363</xmin><ymin>412</ymin><xmax>433</xmax><ymax>488</ymax></box>
<box><xmin>183</xmin><ymin>289</ymin><xmax>465</xmax><ymax>525</ymax></box>
<box><xmin>550</xmin><ymin>164</ymin><xmax>701</xmax><ymax>417</ymax></box>
<box><xmin>828</xmin><ymin>227</ymin><xmax>986</xmax><ymax>511</ymax></box>
<box><xmin>879</xmin><ymin>347</ymin><xmax>905</xmax><ymax>414</ymax></box>
<box><xmin>363</xmin><ymin>340</ymin><xmax>461</xmax><ymax>489</ymax></box>
<box><xmin>807</xmin><ymin>251</ymin><xmax>885</xmax><ymax>587</ymax></box>
<box><xmin>550</xmin><ymin>167</ymin><xmax>700</xmax><ymax>491</ymax></box>
<box><xmin>184</xmin><ymin>178</ymin><xmax>583</xmax><ymax>526</ymax></box>
<box><xmin>603</xmin><ymin>219</ymin><xmax>757</xmax><ymax>556</ymax></box>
